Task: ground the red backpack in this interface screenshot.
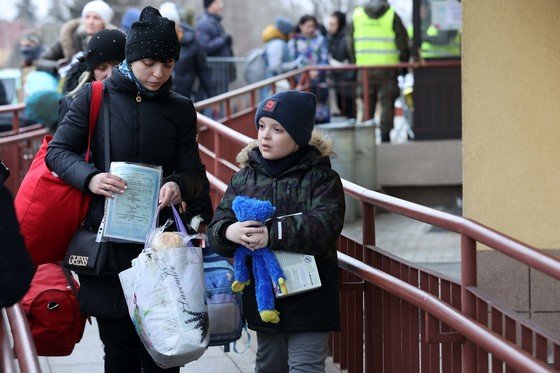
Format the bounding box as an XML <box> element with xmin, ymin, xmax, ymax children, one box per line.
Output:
<box><xmin>21</xmin><ymin>263</ymin><xmax>87</xmax><ymax>356</ymax></box>
<box><xmin>14</xmin><ymin>81</ymin><xmax>104</xmax><ymax>265</ymax></box>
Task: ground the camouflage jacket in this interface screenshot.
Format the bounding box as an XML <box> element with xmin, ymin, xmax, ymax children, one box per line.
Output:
<box><xmin>207</xmin><ymin>130</ymin><xmax>345</xmax><ymax>333</ymax></box>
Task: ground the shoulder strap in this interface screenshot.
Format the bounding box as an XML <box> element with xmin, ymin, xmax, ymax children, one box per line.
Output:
<box><xmin>61</xmin><ymin>266</ymin><xmax>79</xmax><ymax>297</ymax></box>
<box><xmin>61</xmin><ymin>265</ymin><xmax>92</xmax><ymax>323</ymax></box>
<box><xmin>85</xmin><ymin>81</ymin><xmax>104</xmax><ymax>162</ymax></box>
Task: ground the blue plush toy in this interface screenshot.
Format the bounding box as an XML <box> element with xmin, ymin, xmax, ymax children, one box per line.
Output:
<box><xmin>230</xmin><ymin>196</ymin><xmax>288</xmax><ymax>323</ymax></box>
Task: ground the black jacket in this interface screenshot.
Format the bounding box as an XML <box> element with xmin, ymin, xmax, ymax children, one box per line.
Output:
<box><xmin>0</xmin><ymin>184</ymin><xmax>35</xmax><ymax>307</ymax></box>
<box><xmin>328</xmin><ymin>27</ymin><xmax>357</xmax><ymax>84</ymax></box>
<box><xmin>208</xmin><ymin>132</ymin><xmax>344</xmax><ymax>333</ymax></box>
<box><xmin>46</xmin><ymin>69</ymin><xmax>207</xmax><ymax>317</ymax></box>
<box><xmin>174</xmin><ymin>23</ymin><xmax>217</xmax><ymax>99</ymax></box>
<box><xmin>195</xmin><ymin>12</ymin><xmax>233</xmax><ymax>58</ymax></box>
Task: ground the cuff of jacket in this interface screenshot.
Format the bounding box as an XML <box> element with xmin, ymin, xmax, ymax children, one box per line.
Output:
<box><xmin>209</xmin><ymin>219</ymin><xmax>237</xmax><ymax>257</ymax></box>
<box><xmin>164</xmin><ymin>174</ymin><xmax>187</xmax><ymax>198</ymax></box>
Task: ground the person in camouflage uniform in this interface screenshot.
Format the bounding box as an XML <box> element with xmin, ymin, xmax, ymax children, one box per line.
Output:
<box><xmin>207</xmin><ymin>90</ymin><xmax>345</xmax><ymax>372</ymax></box>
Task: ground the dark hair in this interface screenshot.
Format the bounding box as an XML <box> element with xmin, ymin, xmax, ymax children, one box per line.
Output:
<box><xmin>331</xmin><ymin>11</ymin><xmax>346</xmax><ymax>32</ymax></box>
<box><xmin>297</xmin><ymin>14</ymin><xmax>318</xmax><ymax>28</ymax></box>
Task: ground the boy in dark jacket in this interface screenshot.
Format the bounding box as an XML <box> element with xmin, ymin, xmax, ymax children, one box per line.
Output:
<box><xmin>207</xmin><ymin>90</ymin><xmax>345</xmax><ymax>372</ymax></box>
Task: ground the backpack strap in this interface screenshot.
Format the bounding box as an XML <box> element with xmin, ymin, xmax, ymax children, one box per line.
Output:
<box><xmin>232</xmin><ymin>324</ymin><xmax>251</xmax><ymax>354</ymax></box>
<box><xmin>85</xmin><ymin>81</ymin><xmax>104</xmax><ymax>162</ymax></box>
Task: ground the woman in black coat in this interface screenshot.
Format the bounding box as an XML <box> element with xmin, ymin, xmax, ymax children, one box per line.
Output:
<box><xmin>174</xmin><ymin>22</ymin><xmax>217</xmax><ymax>100</ymax></box>
<box><xmin>46</xmin><ymin>7</ymin><xmax>208</xmax><ymax>372</ymax></box>
<box><xmin>327</xmin><ymin>11</ymin><xmax>356</xmax><ymax>118</ymax></box>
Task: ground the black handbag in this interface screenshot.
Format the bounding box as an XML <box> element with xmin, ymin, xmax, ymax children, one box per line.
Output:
<box><xmin>64</xmin><ymin>228</ymin><xmax>117</xmax><ymax>276</ymax></box>
<box><xmin>64</xmin><ymin>89</ymin><xmax>116</xmax><ymax>276</ymax></box>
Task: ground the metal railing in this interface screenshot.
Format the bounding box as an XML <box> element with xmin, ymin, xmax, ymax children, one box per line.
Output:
<box><xmin>1</xmin><ymin>62</ymin><xmax>558</xmax><ymax>372</ymax></box>
<box><xmin>1</xmin><ymin>305</ymin><xmax>41</xmax><ymax>373</ymax></box>
<box><xmin>0</xmin><ymin>127</ymin><xmax>47</xmax><ymax>197</ymax></box>
<box><xmin>193</xmin><ymin>67</ymin><xmax>559</xmax><ymax>371</ymax></box>
<box><xmin>0</xmin><ymin>103</ymin><xmax>26</xmax><ymax>134</ymax></box>
<box><xmin>206</xmin><ymin>56</ymin><xmax>247</xmax><ymax>97</ymax></box>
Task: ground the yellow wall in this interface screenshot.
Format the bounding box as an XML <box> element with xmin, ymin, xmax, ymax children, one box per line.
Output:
<box><xmin>463</xmin><ymin>0</ymin><xmax>560</xmax><ymax>249</ymax></box>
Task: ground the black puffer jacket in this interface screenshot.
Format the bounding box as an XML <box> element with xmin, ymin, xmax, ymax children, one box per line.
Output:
<box><xmin>46</xmin><ymin>69</ymin><xmax>207</xmax><ymax>317</ymax></box>
<box><xmin>174</xmin><ymin>23</ymin><xmax>217</xmax><ymax>99</ymax></box>
<box><xmin>207</xmin><ymin>132</ymin><xmax>344</xmax><ymax>333</ymax></box>
<box><xmin>0</xmin><ymin>185</ymin><xmax>35</xmax><ymax>308</ymax></box>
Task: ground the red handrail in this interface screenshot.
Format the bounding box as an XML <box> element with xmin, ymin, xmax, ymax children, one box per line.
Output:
<box><xmin>0</xmin><ymin>103</ymin><xmax>25</xmax><ymax>133</ymax></box>
<box><xmin>1</xmin><ymin>305</ymin><xmax>41</xmax><ymax>373</ymax></box>
<box><xmin>337</xmin><ymin>252</ymin><xmax>552</xmax><ymax>372</ymax></box>
<box><xmin>193</xmin><ymin>68</ymin><xmax>560</xmax><ymax>371</ymax></box>
<box><xmin>342</xmin><ymin>179</ymin><xmax>560</xmax><ymax>281</ymax></box>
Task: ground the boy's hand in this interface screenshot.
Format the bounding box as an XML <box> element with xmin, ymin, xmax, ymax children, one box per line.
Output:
<box><xmin>225</xmin><ymin>221</ymin><xmax>268</xmax><ymax>249</ymax></box>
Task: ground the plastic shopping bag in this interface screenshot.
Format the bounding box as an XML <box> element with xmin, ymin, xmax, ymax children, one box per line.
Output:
<box><xmin>119</xmin><ymin>206</ymin><xmax>209</xmax><ymax>368</ymax></box>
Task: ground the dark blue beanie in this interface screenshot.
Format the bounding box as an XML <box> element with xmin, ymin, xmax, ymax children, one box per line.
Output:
<box><xmin>255</xmin><ymin>90</ymin><xmax>316</xmax><ymax>147</ymax></box>
<box><xmin>120</xmin><ymin>8</ymin><xmax>141</xmax><ymax>33</ymax></box>
<box><xmin>275</xmin><ymin>16</ymin><xmax>294</xmax><ymax>36</ymax></box>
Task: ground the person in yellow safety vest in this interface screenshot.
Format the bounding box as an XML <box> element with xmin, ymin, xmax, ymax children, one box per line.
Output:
<box><xmin>408</xmin><ymin>1</ymin><xmax>461</xmax><ymax>59</ymax></box>
<box><xmin>347</xmin><ymin>0</ymin><xmax>409</xmax><ymax>142</ymax></box>
<box><xmin>421</xmin><ymin>26</ymin><xmax>461</xmax><ymax>58</ymax></box>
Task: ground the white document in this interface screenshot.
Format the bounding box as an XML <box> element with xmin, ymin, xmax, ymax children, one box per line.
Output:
<box><xmin>272</xmin><ymin>251</ymin><xmax>321</xmax><ymax>298</ymax></box>
<box><xmin>431</xmin><ymin>0</ymin><xmax>462</xmax><ymax>31</ymax></box>
<box><xmin>102</xmin><ymin>162</ymin><xmax>162</xmax><ymax>243</ymax></box>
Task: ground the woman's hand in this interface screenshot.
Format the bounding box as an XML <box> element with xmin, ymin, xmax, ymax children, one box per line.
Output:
<box><xmin>158</xmin><ymin>181</ymin><xmax>181</xmax><ymax>208</ymax></box>
<box><xmin>225</xmin><ymin>221</ymin><xmax>268</xmax><ymax>250</ymax></box>
<box><xmin>89</xmin><ymin>173</ymin><xmax>127</xmax><ymax>198</ymax></box>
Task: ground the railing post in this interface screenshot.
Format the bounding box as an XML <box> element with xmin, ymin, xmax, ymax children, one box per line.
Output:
<box><xmin>213</xmin><ymin>131</ymin><xmax>221</xmax><ymax>178</ymax></box>
<box><xmin>11</xmin><ymin>111</ymin><xmax>20</xmax><ymax>133</ymax></box>
<box><xmin>362</xmin><ymin>202</ymin><xmax>375</xmax><ymax>246</ymax></box>
<box><xmin>461</xmin><ymin>234</ymin><xmax>477</xmax><ymax>372</ymax></box>
<box><xmin>362</xmin><ymin>68</ymin><xmax>371</xmax><ymax>121</ymax></box>
<box><xmin>362</xmin><ymin>202</ymin><xmax>380</xmax><ymax>373</ymax></box>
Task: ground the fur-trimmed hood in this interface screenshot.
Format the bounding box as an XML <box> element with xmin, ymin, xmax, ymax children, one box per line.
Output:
<box><xmin>59</xmin><ymin>18</ymin><xmax>118</xmax><ymax>59</ymax></box>
<box><xmin>59</xmin><ymin>19</ymin><xmax>84</xmax><ymax>59</ymax></box>
<box><xmin>236</xmin><ymin>129</ymin><xmax>336</xmax><ymax>167</ymax></box>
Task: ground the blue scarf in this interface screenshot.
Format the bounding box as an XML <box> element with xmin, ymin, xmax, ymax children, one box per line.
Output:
<box><xmin>117</xmin><ymin>60</ymin><xmax>173</xmax><ymax>97</ymax></box>
<box><xmin>118</xmin><ymin>60</ymin><xmax>144</xmax><ymax>92</ymax></box>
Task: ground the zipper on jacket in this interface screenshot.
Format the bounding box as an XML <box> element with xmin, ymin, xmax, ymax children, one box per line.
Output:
<box><xmin>272</xmin><ymin>178</ymin><xmax>277</xmax><ymax>206</ymax></box>
<box><xmin>134</xmin><ymin>92</ymin><xmax>141</xmax><ymax>157</ymax></box>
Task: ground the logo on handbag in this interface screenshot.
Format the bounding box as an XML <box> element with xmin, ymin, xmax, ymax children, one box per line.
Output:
<box><xmin>68</xmin><ymin>255</ymin><xmax>89</xmax><ymax>267</ymax></box>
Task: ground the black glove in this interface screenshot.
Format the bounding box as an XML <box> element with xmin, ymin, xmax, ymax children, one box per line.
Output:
<box><xmin>223</xmin><ymin>33</ymin><xmax>232</xmax><ymax>47</ymax></box>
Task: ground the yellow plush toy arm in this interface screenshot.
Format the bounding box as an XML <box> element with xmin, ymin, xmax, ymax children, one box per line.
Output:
<box><xmin>277</xmin><ymin>277</ymin><xmax>288</xmax><ymax>295</ymax></box>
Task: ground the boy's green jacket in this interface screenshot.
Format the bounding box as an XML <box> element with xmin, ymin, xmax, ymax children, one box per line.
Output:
<box><xmin>208</xmin><ymin>130</ymin><xmax>345</xmax><ymax>333</ymax></box>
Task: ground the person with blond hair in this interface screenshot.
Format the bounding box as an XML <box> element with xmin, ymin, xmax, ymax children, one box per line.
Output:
<box><xmin>36</xmin><ymin>0</ymin><xmax>115</xmax><ymax>76</ymax></box>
